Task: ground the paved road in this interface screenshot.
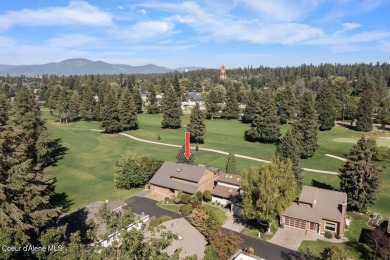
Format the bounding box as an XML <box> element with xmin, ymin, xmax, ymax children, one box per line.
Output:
<box><xmin>124</xmin><ymin>195</ymin><xmax>312</xmax><ymax>260</ymax></box>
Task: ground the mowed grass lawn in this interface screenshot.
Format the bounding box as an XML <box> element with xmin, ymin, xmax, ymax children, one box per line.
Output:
<box><xmin>45</xmin><ymin>111</ymin><xmax>390</xmax><ymax>216</ymax></box>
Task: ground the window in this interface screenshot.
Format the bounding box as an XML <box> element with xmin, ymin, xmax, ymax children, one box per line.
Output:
<box><xmin>324</xmin><ymin>222</ymin><xmax>337</xmax><ymax>232</ymax></box>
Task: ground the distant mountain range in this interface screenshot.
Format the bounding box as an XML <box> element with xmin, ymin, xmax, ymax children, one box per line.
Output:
<box><xmin>0</xmin><ymin>58</ymin><xmax>204</xmax><ymax>76</ymax></box>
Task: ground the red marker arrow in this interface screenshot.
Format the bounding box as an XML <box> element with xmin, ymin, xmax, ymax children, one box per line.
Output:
<box><xmin>184</xmin><ymin>131</ymin><xmax>191</xmax><ymax>159</ymax></box>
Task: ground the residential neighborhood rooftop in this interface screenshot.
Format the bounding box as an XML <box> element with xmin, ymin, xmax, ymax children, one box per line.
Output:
<box><xmin>144</xmin><ymin>218</ymin><xmax>207</xmax><ymax>259</ymax></box>
<box><xmin>211</xmin><ymin>185</ymin><xmax>239</xmax><ymax>198</ymax></box>
<box><xmin>149</xmin><ymin>162</ymin><xmax>210</xmax><ymax>194</ymax></box>
<box><xmin>284</xmin><ymin>186</ymin><xmax>347</xmax><ymax>223</ymax></box>
<box><xmin>215</xmin><ymin>173</ymin><xmax>241</xmax><ymax>186</ymax></box>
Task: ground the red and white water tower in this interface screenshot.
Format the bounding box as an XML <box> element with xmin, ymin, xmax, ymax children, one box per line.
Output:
<box><xmin>220</xmin><ymin>64</ymin><xmax>226</xmax><ymax>81</ymax></box>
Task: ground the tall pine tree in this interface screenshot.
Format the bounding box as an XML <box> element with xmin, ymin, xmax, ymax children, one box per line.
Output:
<box><xmin>225</xmin><ymin>152</ymin><xmax>237</xmax><ymax>174</ymax></box>
<box><xmin>275</xmin><ymin>129</ymin><xmax>302</xmax><ymax>191</ymax></box>
<box><xmin>80</xmin><ymin>86</ymin><xmax>96</xmax><ymax>120</ymax></box>
<box><xmin>246</xmin><ymin>89</ymin><xmax>280</xmax><ymax>143</ymax></box>
<box><xmin>161</xmin><ymin>87</ymin><xmax>181</xmax><ymax>129</ymax></box>
<box><xmin>147</xmin><ymin>88</ymin><xmax>160</xmax><ymax>114</ymax></box>
<box><xmin>173</xmin><ymin>74</ymin><xmax>181</xmax><ymax>98</ymax></box>
<box><xmin>118</xmin><ymin>88</ymin><xmax>138</xmax><ymax>131</ymax></box>
<box><xmin>221</xmin><ymin>85</ymin><xmax>240</xmax><ymax>119</ymax></box>
<box><xmin>315</xmin><ymin>81</ymin><xmax>335</xmax><ymax>130</ymax></box>
<box><xmin>339</xmin><ymin>136</ymin><xmax>382</xmax><ymax>212</ymax></box>
<box><xmin>1</xmin><ymin>88</ymin><xmax>61</xmax><ymax>242</ymax></box>
<box><xmin>133</xmin><ymin>86</ymin><xmax>143</xmax><ymax>113</ymax></box>
<box><xmin>57</xmin><ymin>87</ymin><xmax>69</xmax><ymax>123</ymax></box>
<box><xmin>242</xmin><ymin>90</ymin><xmax>259</xmax><ymax>123</ymax></box>
<box><xmin>205</xmin><ymin>87</ymin><xmax>220</xmax><ymax>120</ymax></box>
<box><xmin>69</xmin><ymin>90</ymin><xmax>80</xmax><ymax>120</ymax></box>
<box><xmin>176</xmin><ymin>145</ymin><xmax>194</xmax><ymax>164</ymax></box>
<box><xmin>293</xmin><ymin>91</ymin><xmax>319</xmax><ymax>158</ymax></box>
<box><xmin>187</xmin><ymin>103</ymin><xmax>206</xmax><ymax>143</ymax></box>
<box><xmin>356</xmin><ymin>77</ymin><xmax>374</xmax><ymax>132</ymax></box>
<box><xmin>100</xmin><ymin>88</ymin><xmax>121</xmax><ymax>133</ymax></box>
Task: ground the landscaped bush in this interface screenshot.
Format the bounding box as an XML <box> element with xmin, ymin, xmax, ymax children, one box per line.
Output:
<box><xmin>180</xmin><ymin>204</ymin><xmax>193</xmax><ymax>216</ymax></box>
<box><xmin>192</xmin><ymin>201</ymin><xmax>202</xmax><ymax>208</ymax></box>
<box><xmin>181</xmin><ymin>194</ymin><xmax>191</xmax><ymax>204</ymax></box>
<box><xmin>196</xmin><ymin>191</ymin><xmax>203</xmax><ymax>201</ymax></box>
<box><xmin>190</xmin><ymin>194</ymin><xmax>199</xmax><ymax>203</ymax></box>
<box><xmin>174</xmin><ymin>196</ymin><xmax>181</xmax><ymax>204</ymax></box>
<box><xmin>203</xmin><ymin>190</ymin><xmax>212</xmax><ymax>202</ymax></box>
<box><xmin>164</xmin><ymin>197</ymin><xmax>169</xmax><ymax>203</ymax></box>
<box><xmin>335</xmin><ymin>233</ymin><xmax>341</xmax><ymax>239</ymax></box>
<box><xmin>324</xmin><ymin>231</ymin><xmax>333</xmax><ymax>239</ymax></box>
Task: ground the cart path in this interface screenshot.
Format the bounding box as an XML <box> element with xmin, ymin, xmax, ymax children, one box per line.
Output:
<box><xmin>325</xmin><ymin>154</ymin><xmax>347</xmax><ymax>162</ymax></box>
<box><xmin>91</xmin><ymin>129</ymin><xmax>339</xmax><ymax>175</ymax></box>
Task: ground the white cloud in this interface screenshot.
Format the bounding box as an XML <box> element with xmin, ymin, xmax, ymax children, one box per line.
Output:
<box><xmin>240</xmin><ymin>0</ymin><xmax>319</xmax><ymax>22</ymax></box>
<box><xmin>118</xmin><ymin>20</ymin><xmax>175</xmax><ymax>41</ymax></box>
<box><xmin>342</xmin><ymin>23</ymin><xmax>361</xmax><ymax>31</ymax></box>
<box><xmin>0</xmin><ymin>1</ymin><xmax>112</xmax><ymax>30</ymax></box>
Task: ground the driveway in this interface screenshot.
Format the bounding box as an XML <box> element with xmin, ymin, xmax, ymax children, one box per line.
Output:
<box><xmin>124</xmin><ymin>196</ymin><xmax>181</xmax><ymax>219</ymax></box>
<box><xmin>125</xmin><ymin>195</ymin><xmax>312</xmax><ymax>260</ymax></box>
<box><xmin>270</xmin><ymin>226</ymin><xmax>317</xmax><ymax>250</ymax></box>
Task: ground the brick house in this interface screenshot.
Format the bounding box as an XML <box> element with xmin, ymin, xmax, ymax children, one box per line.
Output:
<box><xmin>148</xmin><ymin>162</ymin><xmax>217</xmax><ymax>196</ymax></box>
<box><xmin>281</xmin><ymin>186</ymin><xmax>348</xmax><ymax>235</ymax></box>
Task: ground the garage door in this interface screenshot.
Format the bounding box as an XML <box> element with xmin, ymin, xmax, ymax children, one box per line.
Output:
<box><xmin>285</xmin><ymin>216</ymin><xmax>306</xmax><ymax>229</ymax></box>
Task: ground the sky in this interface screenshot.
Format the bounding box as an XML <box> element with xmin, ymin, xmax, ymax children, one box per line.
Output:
<box><xmin>0</xmin><ymin>0</ymin><xmax>390</xmax><ymax>68</ymax></box>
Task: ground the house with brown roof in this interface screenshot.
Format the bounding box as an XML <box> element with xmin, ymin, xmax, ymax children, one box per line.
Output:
<box><xmin>211</xmin><ymin>172</ymin><xmax>241</xmax><ymax>206</ymax></box>
<box><xmin>148</xmin><ymin>162</ymin><xmax>216</xmax><ymax>196</ymax></box>
<box><xmin>281</xmin><ymin>186</ymin><xmax>347</xmax><ymax>235</ymax></box>
<box><xmin>144</xmin><ymin>218</ymin><xmax>207</xmax><ymax>259</ymax></box>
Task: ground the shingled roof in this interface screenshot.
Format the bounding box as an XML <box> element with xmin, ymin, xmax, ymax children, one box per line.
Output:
<box><xmin>284</xmin><ymin>186</ymin><xmax>347</xmax><ymax>223</ymax></box>
<box><xmin>149</xmin><ymin>162</ymin><xmax>210</xmax><ymax>194</ymax></box>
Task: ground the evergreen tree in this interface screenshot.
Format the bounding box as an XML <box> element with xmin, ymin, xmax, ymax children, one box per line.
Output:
<box><xmin>356</xmin><ymin>78</ymin><xmax>375</xmax><ymax>132</ymax></box>
<box><xmin>205</xmin><ymin>87</ymin><xmax>220</xmax><ymax>120</ymax></box>
<box><xmin>275</xmin><ymin>129</ymin><xmax>302</xmax><ymax>191</ymax></box>
<box><xmin>69</xmin><ymin>90</ymin><xmax>80</xmax><ymax>120</ymax></box>
<box><xmin>315</xmin><ymin>81</ymin><xmax>335</xmax><ymax>130</ymax></box>
<box><xmin>47</xmin><ymin>85</ymin><xmax>61</xmax><ymax>115</ymax></box>
<box><xmin>133</xmin><ymin>86</ymin><xmax>143</xmax><ymax>113</ymax></box>
<box><xmin>0</xmin><ymin>93</ymin><xmax>9</xmax><ymax>131</ymax></box>
<box><xmin>173</xmin><ymin>74</ymin><xmax>181</xmax><ymax>98</ymax></box>
<box><xmin>161</xmin><ymin>87</ymin><xmax>181</xmax><ymax>129</ymax></box>
<box><xmin>225</xmin><ymin>152</ymin><xmax>237</xmax><ymax>174</ymax></box>
<box><xmin>278</xmin><ymin>85</ymin><xmax>296</xmax><ymax>124</ymax></box>
<box><xmin>147</xmin><ymin>88</ymin><xmax>160</xmax><ymax>114</ymax></box>
<box><xmin>221</xmin><ymin>85</ymin><xmax>240</xmax><ymax>119</ymax></box>
<box><xmin>57</xmin><ymin>87</ymin><xmax>69</xmax><ymax>123</ymax></box>
<box><xmin>100</xmin><ymin>88</ymin><xmax>121</xmax><ymax>133</ymax></box>
<box><xmin>339</xmin><ymin>136</ymin><xmax>382</xmax><ymax>212</ymax></box>
<box><xmin>80</xmin><ymin>86</ymin><xmax>96</xmax><ymax>120</ymax></box>
<box><xmin>242</xmin><ymin>90</ymin><xmax>259</xmax><ymax>123</ymax></box>
<box><xmin>293</xmin><ymin>91</ymin><xmax>319</xmax><ymax>158</ymax></box>
<box><xmin>118</xmin><ymin>88</ymin><xmax>138</xmax><ymax>131</ymax></box>
<box><xmin>246</xmin><ymin>89</ymin><xmax>280</xmax><ymax>143</ymax></box>
<box><xmin>176</xmin><ymin>145</ymin><xmax>194</xmax><ymax>164</ymax></box>
<box><xmin>1</xmin><ymin>88</ymin><xmax>61</xmax><ymax>242</ymax></box>
<box><xmin>187</xmin><ymin>103</ymin><xmax>206</xmax><ymax>143</ymax></box>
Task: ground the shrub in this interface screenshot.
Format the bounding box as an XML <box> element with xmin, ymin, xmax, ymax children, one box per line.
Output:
<box><xmin>196</xmin><ymin>191</ymin><xmax>203</xmax><ymax>201</ymax></box>
<box><xmin>335</xmin><ymin>233</ymin><xmax>341</xmax><ymax>239</ymax></box>
<box><xmin>157</xmin><ymin>135</ymin><xmax>161</xmax><ymax>140</ymax></box>
<box><xmin>324</xmin><ymin>231</ymin><xmax>333</xmax><ymax>239</ymax></box>
<box><xmin>203</xmin><ymin>190</ymin><xmax>212</xmax><ymax>202</ymax></box>
<box><xmin>190</xmin><ymin>194</ymin><xmax>199</xmax><ymax>203</ymax></box>
<box><xmin>192</xmin><ymin>201</ymin><xmax>202</xmax><ymax>208</ymax></box>
<box><xmin>174</xmin><ymin>196</ymin><xmax>181</xmax><ymax>204</ymax></box>
<box><xmin>180</xmin><ymin>204</ymin><xmax>193</xmax><ymax>216</ymax></box>
<box><xmin>247</xmin><ymin>247</ymin><xmax>254</xmax><ymax>256</ymax></box>
<box><xmin>164</xmin><ymin>197</ymin><xmax>169</xmax><ymax>203</ymax></box>
<box><xmin>181</xmin><ymin>194</ymin><xmax>191</xmax><ymax>204</ymax></box>
<box><xmin>195</xmin><ymin>144</ymin><xmax>199</xmax><ymax>151</ymax></box>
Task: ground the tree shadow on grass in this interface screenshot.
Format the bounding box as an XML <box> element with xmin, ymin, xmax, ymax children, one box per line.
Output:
<box><xmin>344</xmin><ymin>239</ymin><xmax>372</xmax><ymax>260</ymax></box>
<box><xmin>311</xmin><ymin>180</ymin><xmax>335</xmax><ymax>190</ymax></box>
<box><xmin>51</xmin><ymin>191</ymin><xmax>73</xmax><ymax>213</ymax></box>
<box><xmin>47</xmin><ymin>138</ymin><xmax>69</xmax><ymax>166</ymax></box>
